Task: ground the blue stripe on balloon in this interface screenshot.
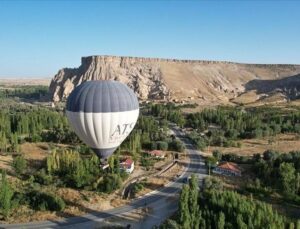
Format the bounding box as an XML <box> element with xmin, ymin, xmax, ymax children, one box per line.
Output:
<box><xmin>66</xmin><ymin>80</ymin><xmax>139</xmax><ymax>113</ymax></box>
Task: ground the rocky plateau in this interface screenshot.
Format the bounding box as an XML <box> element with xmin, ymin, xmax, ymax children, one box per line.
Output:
<box><xmin>49</xmin><ymin>55</ymin><xmax>300</xmax><ymax>106</ymax></box>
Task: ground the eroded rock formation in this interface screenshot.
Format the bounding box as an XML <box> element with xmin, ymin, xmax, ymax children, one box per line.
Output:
<box><xmin>49</xmin><ymin>55</ymin><xmax>300</xmax><ymax>105</ymax></box>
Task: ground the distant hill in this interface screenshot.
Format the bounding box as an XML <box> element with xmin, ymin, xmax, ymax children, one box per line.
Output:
<box><xmin>0</xmin><ymin>78</ymin><xmax>50</xmax><ymax>86</ymax></box>
<box><xmin>49</xmin><ymin>55</ymin><xmax>300</xmax><ymax>106</ymax></box>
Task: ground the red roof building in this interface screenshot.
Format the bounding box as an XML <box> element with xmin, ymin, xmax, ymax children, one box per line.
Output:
<box><xmin>120</xmin><ymin>158</ymin><xmax>134</xmax><ymax>173</ymax></box>
<box><xmin>147</xmin><ymin>150</ymin><xmax>165</xmax><ymax>159</ymax></box>
<box><xmin>213</xmin><ymin>162</ymin><xmax>241</xmax><ymax>177</ymax></box>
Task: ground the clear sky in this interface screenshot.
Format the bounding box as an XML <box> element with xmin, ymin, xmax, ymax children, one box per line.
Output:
<box><xmin>0</xmin><ymin>0</ymin><xmax>299</xmax><ymax>78</ymax></box>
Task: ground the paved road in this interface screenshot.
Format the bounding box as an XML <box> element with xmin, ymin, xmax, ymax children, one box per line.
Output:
<box><xmin>1</xmin><ymin>127</ymin><xmax>207</xmax><ymax>229</ymax></box>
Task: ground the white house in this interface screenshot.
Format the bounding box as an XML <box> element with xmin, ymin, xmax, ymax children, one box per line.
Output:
<box><xmin>120</xmin><ymin>158</ymin><xmax>134</xmax><ymax>174</ymax></box>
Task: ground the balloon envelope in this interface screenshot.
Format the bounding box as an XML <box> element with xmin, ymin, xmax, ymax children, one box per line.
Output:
<box><xmin>66</xmin><ymin>80</ymin><xmax>139</xmax><ymax>159</ymax></box>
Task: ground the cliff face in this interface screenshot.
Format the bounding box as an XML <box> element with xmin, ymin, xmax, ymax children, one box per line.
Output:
<box><xmin>50</xmin><ymin>56</ymin><xmax>169</xmax><ymax>102</ymax></box>
<box><xmin>49</xmin><ymin>55</ymin><xmax>300</xmax><ymax>105</ymax></box>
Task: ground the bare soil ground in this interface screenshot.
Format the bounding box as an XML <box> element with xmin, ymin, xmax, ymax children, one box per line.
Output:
<box><xmin>0</xmin><ymin>78</ymin><xmax>50</xmax><ymax>86</ymax></box>
<box><xmin>204</xmin><ymin>133</ymin><xmax>300</xmax><ymax>156</ymax></box>
<box><xmin>0</xmin><ymin>155</ymin><xmax>13</xmax><ymax>173</ymax></box>
<box><xmin>21</xmin><ymin>142</ymin><xmax>50</xmax><ymax>160</ymax></box>
<box><xmin>134</xmin><ymin>152</ymin><xmax>186</xmax><ymax>197</ymax></box>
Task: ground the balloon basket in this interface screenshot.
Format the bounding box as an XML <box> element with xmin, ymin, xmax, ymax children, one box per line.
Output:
<box><xmin>101</xmin><ymin>163</ymin><xmax>109</xmax><ymax>170</ymax></box>
<box><xmin>100</xmin><ymin>158</ymin><xmax>109</xmax><ymax>170</ymax></box>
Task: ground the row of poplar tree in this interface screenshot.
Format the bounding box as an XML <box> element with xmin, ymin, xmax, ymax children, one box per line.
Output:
<box><xmin>160</xmin><ymin>175</ymin><xmax>299</xmax><ymax>229</ymax></box>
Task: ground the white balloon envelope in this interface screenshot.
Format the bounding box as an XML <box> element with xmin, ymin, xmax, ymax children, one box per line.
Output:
<box><xmin>66</xmin><ymin>80</ymin><xmax>139</xmax><ymax>160</ymax></box>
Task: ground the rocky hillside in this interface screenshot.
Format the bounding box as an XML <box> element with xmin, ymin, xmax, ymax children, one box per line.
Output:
<box><xmin>49</xmin><ymin>55</ymin><xmax>300</xmax><ymax>106</ymax></box>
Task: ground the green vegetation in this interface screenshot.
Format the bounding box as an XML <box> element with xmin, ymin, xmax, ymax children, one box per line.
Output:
<box><xmin>253</xmin><ymin>150</ymin><xmax>300</xmax><ymax>204</ymax></box>
<box><xmin>27</xmin><ymin>191</ymin><xmax>65</xmax><ymax>211</ymax></box>
<box><xmin>0</xmin><ymin>105</ymin><xmax>74</xmax><ymax>153</ymax></box>
<box><xmin>0</xmin><ymin>98</ymin><xmax>186</xmax><ymax>221</ymax></box>
<box><xmin>131</xmin><ymin>181</ymin><xmax>145</xmax><ymax>198</ymax></box>
<box><xmin>185</xmin><ymin>106</ymin><xmax>300</xmax><ymax>149</ymax></box>
<box><xmin>203</xmin><ymin>148</ymin><xmax>300</xmax><ymax>218</ymax></box>
<box><xmin>148</xmin><ymin>104</ymin><xmax>300</xmax><ymax>150</ymax></box>
<box><xmin>123</xmin><ymin>115</ymin><xmax>184</xmax><ymax>153</ymax></box>
<box><xmin>140</xmin><ymin>152</ymin><xmax>155</xmax><ymax>170</ymax></box>
<box><xmin>161</xmin><ymin>175</ymin><xmax>298</xmax><ymax>229</ymax></box>
<box><xmin>12</xmin><ymin>155</ymin><xmax>27</xmax><ymax>176</ymax></box>
<box><xmin>147</xmin><ymin>103</ymin><xmax>186</xmax><ymax>127</ymax></box>
<box><xmin>46</xmin><ymin>149</ymin><xmax>102</xmax><ymax>189</ymax></box>
<box><xmin>0</xmin><ymin>85</ymin><xmax>48</xmax><ymax>100</ymax></box>
<box><xmin>0</xmin><ymin>172</ymin><xmax>15</xmax><ymax>219</ymax></box>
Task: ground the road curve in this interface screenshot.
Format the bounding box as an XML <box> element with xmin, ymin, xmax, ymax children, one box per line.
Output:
<box><xmin>1</xmin><ymin>127</ymin><xmax>207</xmax><ymax>229</ymax></box>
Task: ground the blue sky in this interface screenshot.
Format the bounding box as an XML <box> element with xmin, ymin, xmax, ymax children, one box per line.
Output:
<box><xmin>0</xmin><ymin>0</ymin><xmax>299</xmax><ymax>77</ymax></box>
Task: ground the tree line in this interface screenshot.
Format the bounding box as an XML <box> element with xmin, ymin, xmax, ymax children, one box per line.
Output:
<box><xmin>160</xmin><ymin>175</ymin><xmax>299</xmax><ymax>229</ymax></box>
<box><xmin>0</xmin><ymin>85</ymin><xmax>48</xmax><ymax>100</ymax></box>
<box><xmin>186</xmin><ymin>106</ymin><xmax>300</xmax><ymax>149</ymax></box>
<box><xmin>204</xmin><ymin>149</ymin><xmax>300</xmax><ymax>207</ymax></box>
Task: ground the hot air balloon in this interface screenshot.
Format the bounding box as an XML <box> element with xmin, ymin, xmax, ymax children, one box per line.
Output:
<box><xmin>66</xmin><ymin>80</ymin><xmax>139</xmax><ymax>162</ymax></box>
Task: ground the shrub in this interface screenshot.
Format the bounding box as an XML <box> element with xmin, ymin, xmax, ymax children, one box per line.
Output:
<box><xmin>140</xmin><ymin>156</ymin><xmax>154</xmax><ymax>170</ymax></box>
<box><xmin>169</xmin><ymin>139</ymin><xmax>185</xmax><ymax>152</ymax></box>
<box><xmin>203</xmin><ymin>177</ymin><xmax>223</xmax><ymax>191</ymax></box>
<box><xmin>34</xmin><ymin>169</ymin><xmax>53</xmax><ymax>185</ymax></box>
<box><xmin>156</xmin><ymin>141</ymin><xmax>168</xmax><ymax>151</ymax></box>
<box><xmin>27</xmin><ymin>191</ymin><xmax>65</xmax><ymax>211</ymax></box>
<box><xmin>131</xmin><ymin>182</ymin><xmax>145</xmax><ymax>198</ymax></box>
<box><xmin>205</xmin><ymin>156</ymin><xmax>218</xmax><ymax>167</ymax></box>
<box><xmin>212</xmin><ymin>150</ymin><xmax>222</xmax><ymax>161</ymax></box>
<box><xmin>141</xmin><ymin>142</ymin><xmax>152</xmax><ymax>150</ymax></box>
<box><xmin>12</xmin><ymin>155</ymin><xmax>27</xmax><ymax>176</ymax></box>
<box><xmin>196</xmin><ymin>139</ymin><xmax>207</xmax><ymax>151</ymax></box>
<box><xmin>28</xmin><ymin>134</ymin><xmax>42</xmax><ymax>142</ymax></box>
<box><xmin>150</xmin><ymin>142</ymin><xmax>157</xmax><ymax>150</ymax></box>
<box><xmin>99</xmin><ymin>174</ymin><xmax>122</xmax><ymax>194</ymax></box>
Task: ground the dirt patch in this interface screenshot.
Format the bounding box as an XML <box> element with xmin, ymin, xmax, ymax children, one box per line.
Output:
<box><xmin>136</xmin><ymin>163</ymin><xmax>184</xmax><ymax>197</ymax></box>
<box><xmin>56</xmin><ymin>188</ymin><xmax>128</xmax><ymax>213</ymax></box>
<box><xmin>0</xmin><ymin>155</ymin><xmax>13</xmax><ymax>172</ymax></box>
<box><xmin>21</xmin><ymin>142</ymin><xmax>50</xmax><ymax>160</ymax></box>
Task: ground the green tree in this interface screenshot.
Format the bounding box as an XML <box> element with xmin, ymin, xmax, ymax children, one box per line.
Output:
<box><xmin>212</xmin><ymin>150</ymin><xmax>222</xmax><ymax>161</ymax></box>
<box><xmin>12</xmin><ymin>155</ymin><xmax>27</xmax><ymax>176</ymax></box>
<box><xmin>189</xmin><ymin>174</ymin><xmax>200</xmax><ymax>228</ymax></box>
<box><xmin>236</xmin><ymin>214</ymin><xmax>247</xmax><ymax>229</ymax></box>
<box><xmin>205</xmin><ymin>156</ymin><xmax>218</xmax><ymax>175</ymax></box>
<box><xmin>160</xmin><ymin>219</ymin><xmax>180</xmax><ymax>229</ymax></box>
<box><xmin>289</xmin><ymin>222</ymin><xmax>295</xmax><ymax>229</ymax></box>
<box><xmin>217</xmin><ymin>212</ymin><xmax>225</xmax><ymax>229</ymax></box>
<box><xmin>179</xmin><ymin>184</ymin><xmax>190</xmax><ymax>228</ymax></box>
<box><xmin>99</xmin><ymin>174</ymin><xmax>122</xmax><ymax>193</ymax></box>
<box><xmin>279</xmin><ymin>162</ymin><xmax>296</xmax><ymax>194</ymax></box>
<box><xmin>296</xmin><ymin>220</ymin><xmax>300</xmax><ymax>229</ymax></box>
<box><xmin>0</xmin><ymin>171</ymin><xmax>14</xmax><ymax>219</ymax></box>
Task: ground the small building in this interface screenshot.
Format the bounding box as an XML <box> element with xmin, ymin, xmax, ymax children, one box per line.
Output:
<box><xmin>120</xmin><ymin>158</ymin><xmax>134</xmax><ymax>174</ymax></box>
<box><xmin>147</xmin><ymin>150</ymin><xmax>165</xmax><ymax>159</ymax></box>
<box><xmin>212</xmin><ymin>162</ymin><xmax>241</xmax><ymax>177</ymax></box>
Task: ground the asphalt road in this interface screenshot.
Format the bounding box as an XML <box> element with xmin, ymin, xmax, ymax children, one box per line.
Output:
<box><xmin>1</xmin><ymin>127</ymin><xmax>207</xmax><ymax>229</ymax></box>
